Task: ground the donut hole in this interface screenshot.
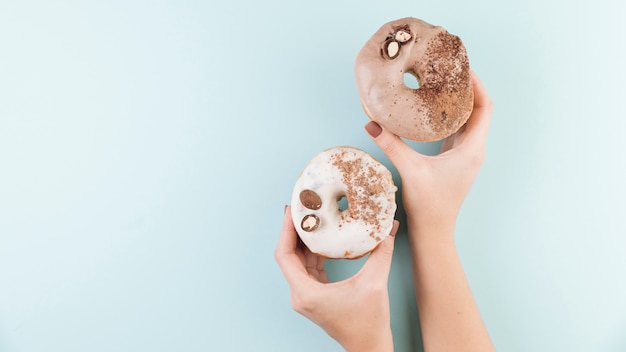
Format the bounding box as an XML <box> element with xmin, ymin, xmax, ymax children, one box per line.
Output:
<box><xmin>337</xmin><ymin>195</ymin><xmax>349</xmax><ymax>212</ymax></box>
<box><xmin>403</xmin><ymin>70</ymin><xmax>421</xmax><ymax>89</ymax></box>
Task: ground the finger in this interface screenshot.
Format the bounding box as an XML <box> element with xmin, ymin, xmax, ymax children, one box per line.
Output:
<box><xmin>462</xmin><ymin>70</ymin><xmax>494</xmax><ymax>148</ymax></box>
<box><xmin>364</xmin><ymin>121</ymin><xmax>416</xmax><ymax>174</ymax></box>
<box><xmin>275</xmin><ymin>206</ymin><xmax>311</xmax><ymax>285</ymax></box>
<box><xmin>470</xmin><ymin>70</ymin><xmax>494</xmax><ymax>110</ymax></box>
<box><xmin>439</xmin><ymin>129</ymin><xmax>460</xmax><ymax>154</ymax></box>
<box><xmin>275</xmin><ymin>206</ymin><xmax>297</xmax><ymax>252</ymax></box>
<box><xmin>304</xmin><ymin>247</ymin><xmax>327</xmax><ymax>282</ymax></box>
<box><xmin>359</xmin><ymin>220</ymin><xmax>400</xmax><ymax>281</ymax></box>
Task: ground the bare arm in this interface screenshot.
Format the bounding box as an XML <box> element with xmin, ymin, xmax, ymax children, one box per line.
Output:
<box><xmin>408</xmin><ymin>220</ymin><xmax>493</xmax><ymax>351</ymax></box>
<box><xmin>365</xmin><ymin>71</ymin><xmax>495</xmax><ymax>351</ymax></box>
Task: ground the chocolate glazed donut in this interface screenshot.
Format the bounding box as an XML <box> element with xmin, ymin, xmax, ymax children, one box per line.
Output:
<box><xmin>355</xmin><ymin>17</ymin><xmax>473</xmax><ymax>142</ymax></box>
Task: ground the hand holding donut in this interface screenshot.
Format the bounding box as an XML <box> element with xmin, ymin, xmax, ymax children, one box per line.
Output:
<box><xmin>366</xmin><ymin>70</ymin><xmax>495</xmax><ymax>351</ymax></box>
<box><xmin>365</xmin><ymin>70</ymin><xmax>493</xmax><ymax>235</ymax></box>
<box><xmin>275</xmin><ymin>206</ymin><xmax>400</xmax><ymax>352</ymax></box>
<box><xmin>277</xmin><ymin>16</ymin><xmax>495</xmax><ymax>351</ymax></box>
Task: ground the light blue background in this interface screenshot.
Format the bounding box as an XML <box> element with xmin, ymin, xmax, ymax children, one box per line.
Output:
<box><xmin>1</xmin><ymin>0</ymin><xmax>625</xmax><ymax>351</ymax></box>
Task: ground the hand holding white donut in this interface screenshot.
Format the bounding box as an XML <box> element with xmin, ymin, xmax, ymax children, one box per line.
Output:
<box><xmin>275</xmin><ymin>206</ymin><xmax>400</xmax><ymax>352</ymax></box>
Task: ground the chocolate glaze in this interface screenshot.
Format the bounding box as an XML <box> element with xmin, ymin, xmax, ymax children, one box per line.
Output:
<box><xmin>355</xmin><ymin>17</ymin><xmax>473</xmax><ymax>142</ymax></box>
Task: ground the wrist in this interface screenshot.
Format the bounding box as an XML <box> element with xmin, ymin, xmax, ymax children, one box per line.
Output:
<box><xmin>404</xmin><ymin>198</ymin><xmax>459</xmax><ymax>229</ymax></box>
<box><xmin>406</xmin><ymin>212</ymin><xmax>456</xmax><ymax>243</ymax></box>
<box><xmin>340</xmin><ymin>329</ymin><xmax>394</xmax><ymax>352</ymax></box>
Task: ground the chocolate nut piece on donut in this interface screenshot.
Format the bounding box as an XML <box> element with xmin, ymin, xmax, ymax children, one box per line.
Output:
<box><xmin>355</xmin><ymin>17</ymin><xmax>473</xmax><ymax>142</ymax></box>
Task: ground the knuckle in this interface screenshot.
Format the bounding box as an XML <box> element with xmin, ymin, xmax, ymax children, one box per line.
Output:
<box><xmin>361</xmin><ymin>282</ymin><xmax>387</xmax><ymax>300</ymax></box>
<box><xmin>378</xmin><ymin>239</ymin><xmax>395</xmax><ymax>256</ymax></box>
<box><xmin>381</xmin><ymin>136</ymin><xmax>398</xmax><ymax>155</ymax></box>
<box><xmin>273</xmin><ymin>248</ymin><xmax>282</xmax><ymax>263</ymax></box>
<box><xmin>467</xmin><ymin>148</ymin><xmax>486</xmax><ymax>168</ymax></box>
<box><xmin>290</xmin><ymin>290</ymin><xmax>315</xmax><ymax>315</ymax></box>
<box><xmin>371</xmin><ymin>284</ymin><xmax>388</xmax><ymax>297</ymax></box>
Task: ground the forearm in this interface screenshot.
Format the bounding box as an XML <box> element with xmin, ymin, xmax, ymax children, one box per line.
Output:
<box><xmin>407</xmin><ymin>216</ymin><xmax>494</xmax><ymax>352</ymax></box>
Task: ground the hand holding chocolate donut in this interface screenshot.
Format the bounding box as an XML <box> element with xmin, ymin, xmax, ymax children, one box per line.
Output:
<box><xmin>365</xmin><ymin>70</ymin><xmax>493</xmax><ymax>228</ymax></box>
<box><xmin>365</xmin><ymin>70</ymin><xmax>495</xmax><ymax>351</ymax></box>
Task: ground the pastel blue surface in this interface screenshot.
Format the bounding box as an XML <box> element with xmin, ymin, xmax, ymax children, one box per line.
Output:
<box><xmin>1</xmin><ymin>0</ymin><xmax>625</xmax><ymax>351</ymax></box>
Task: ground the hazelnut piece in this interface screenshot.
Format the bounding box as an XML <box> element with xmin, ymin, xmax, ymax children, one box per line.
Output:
<box><xmin>299</xmin><ymin>189</ymin><xmax>322</xmax><ymax>210</ymax></box>
<box><xmin>384</xmin><ymin>40</ymin><xmax>400</xmax><ymax>60</ymax></box>
<box><xmin>301</xmin><ymin>214</ymin><xmax>320</xmax><ymax>232</ymax></box>
<box><xmin>394</xmin><ymin>29</ymin><xmax>412</xmax><ymax>43</ymax></box>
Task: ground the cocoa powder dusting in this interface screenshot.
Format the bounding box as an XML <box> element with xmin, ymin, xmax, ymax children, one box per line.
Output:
<box><xmin>415</xmin><ymin>31</ymin><xmax>472</xmax><ymax>133</ymax></box>
<box><xmin>330</xmin><ymin>151</ymin><xmax>387</xmax><ymax>228</ymax></box>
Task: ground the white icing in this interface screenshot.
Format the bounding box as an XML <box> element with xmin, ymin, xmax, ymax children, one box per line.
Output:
<box><xmin>291</xmin><ymin>147</ymin><xmax>397</xmax><ymax>259</ymax></box>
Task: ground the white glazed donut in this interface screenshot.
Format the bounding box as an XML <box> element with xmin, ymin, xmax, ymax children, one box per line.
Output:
<box><xmin>290</xmin><ymin>146</ymin><xmax>397</xmax><ymax>259</ymax></box>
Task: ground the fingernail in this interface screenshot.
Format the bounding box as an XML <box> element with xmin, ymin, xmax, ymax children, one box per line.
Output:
<box><xmin>284</xmin><ymin>205</ymin><xmax>289</xmax><ymax>214</ymax></box>
<box><xmin>365</xmin><ymin>121</ymin><xmax>382</xmax><ymax>138</ymax></box>
<box><xmin>390</xmin><ymin>220</ymin><xmax>400</xmax><ymax>237</ymax></box>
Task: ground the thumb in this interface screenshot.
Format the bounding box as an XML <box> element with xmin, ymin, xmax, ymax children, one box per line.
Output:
<box><xmin>364</xmin><ymin>121</ymin><xmax>414</xmax><ymax>173</ymax></box>
<box><xmin>359</xmin><ymin>220</ymin><xmax>400</xmax><ymax>280</ymax></box>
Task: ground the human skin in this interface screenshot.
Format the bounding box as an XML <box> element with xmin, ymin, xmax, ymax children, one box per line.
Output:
<box><xmin>275</xmin><ymin>207</ymin><xmax>400</xmax><ymax>351</ymax></box>
<box><xmin>365</xmin><ymin>70</ymin><xmax>496</xmax><ymax>351</ymax></box>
